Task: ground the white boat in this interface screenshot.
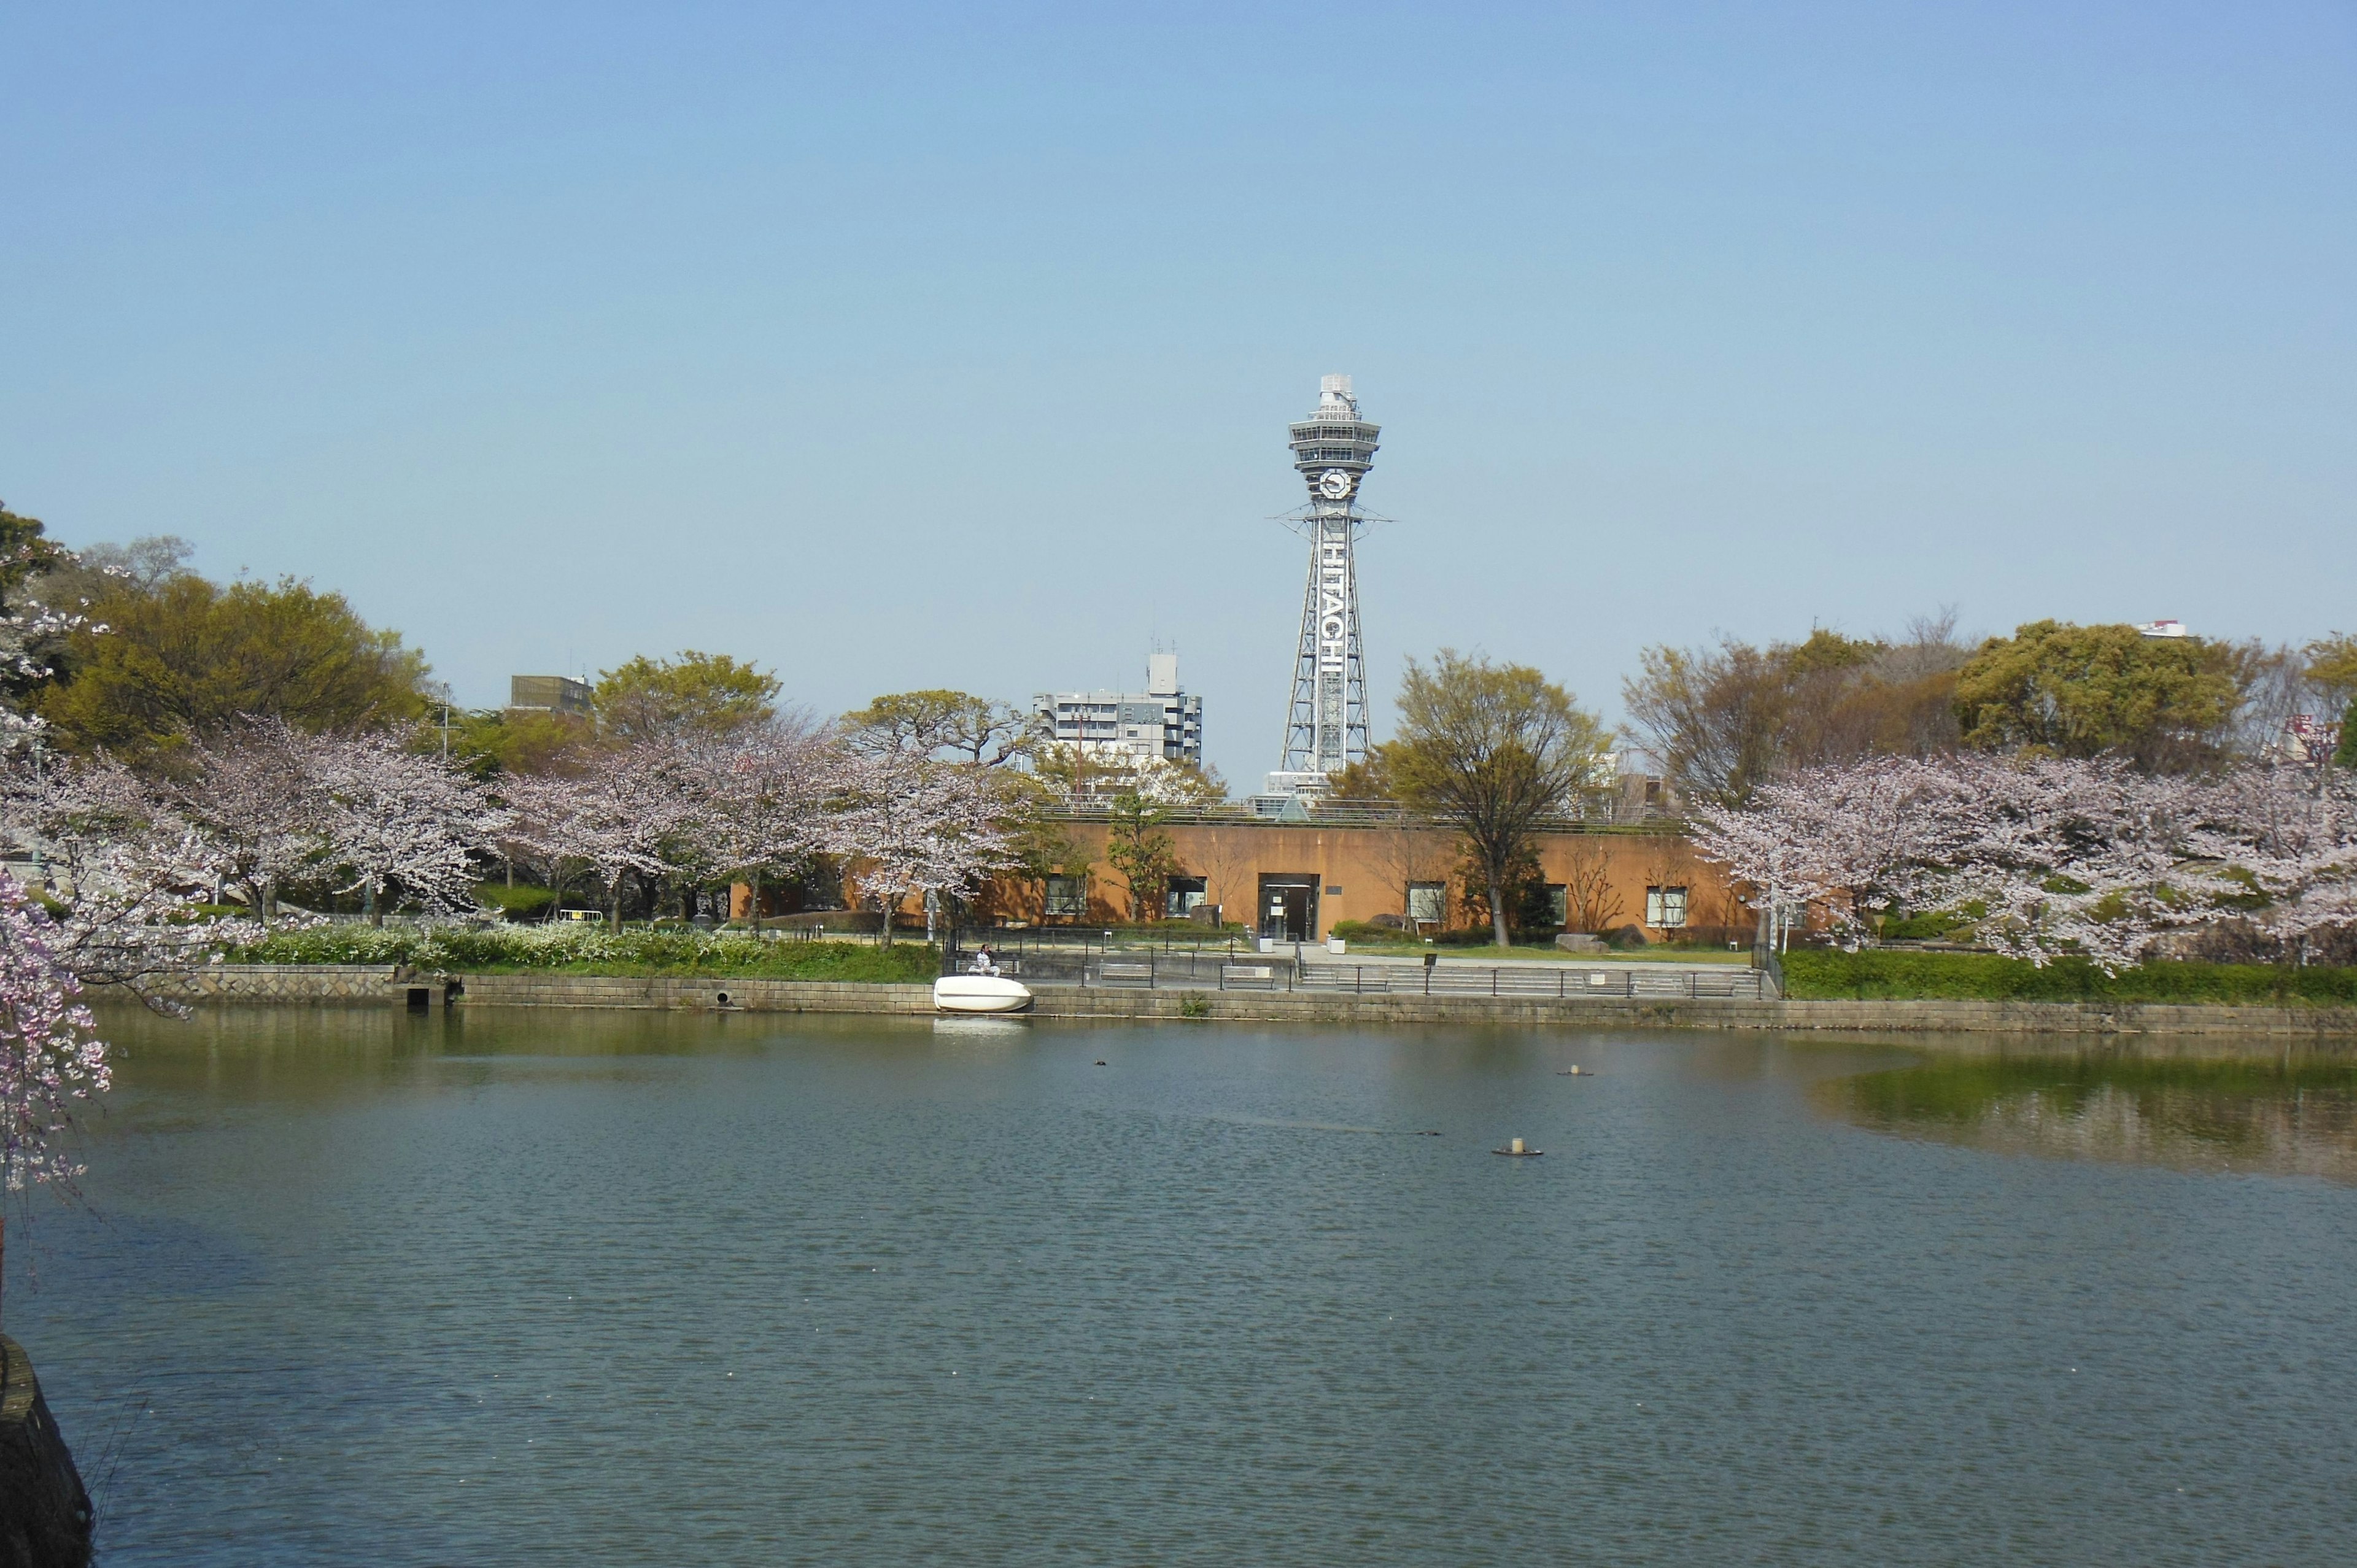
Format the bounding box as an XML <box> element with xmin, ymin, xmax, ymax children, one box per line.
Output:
<box><xmin>932</xmin><ymin>975</ymin><xmax>1034</xmax><ymax>1014</ymax></box>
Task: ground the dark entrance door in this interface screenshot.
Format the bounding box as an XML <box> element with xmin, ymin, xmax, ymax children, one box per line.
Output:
<box><xmin>1258</xmin><ymin>875</ymin><xmax>1319</xmax><ymax>941</ymax></box>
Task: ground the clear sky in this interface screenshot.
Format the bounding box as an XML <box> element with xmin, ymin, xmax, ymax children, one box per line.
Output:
<box><xmin>4</xmin><ymin>2</ymin><xmax>2351</xmax><ymax>784</ymax></box>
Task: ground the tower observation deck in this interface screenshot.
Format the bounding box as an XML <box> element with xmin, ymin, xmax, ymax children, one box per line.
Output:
<box><xmin>1266</xmin><ymin>374</ymin><xmax>1380</xmax><ymax>798</ymax></box>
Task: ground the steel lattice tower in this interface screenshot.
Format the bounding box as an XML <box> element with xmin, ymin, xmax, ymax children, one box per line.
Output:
<box><xmin>1270</xmin><ymin>374</ymin><xmax>1380</xmax><ymax>793</ymax></box>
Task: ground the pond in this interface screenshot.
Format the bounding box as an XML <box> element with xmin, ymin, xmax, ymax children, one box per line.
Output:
<box><xmin>10</xmin><ymin>1008</ymin><xmax>2357</xmax><ymax>1565</ymax></box>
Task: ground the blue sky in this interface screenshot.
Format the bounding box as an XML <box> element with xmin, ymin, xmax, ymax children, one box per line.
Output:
<box><xmin>4</xmin><ymin>2</ymin><xmax>2351</xmax><ymax>784</ymax></box>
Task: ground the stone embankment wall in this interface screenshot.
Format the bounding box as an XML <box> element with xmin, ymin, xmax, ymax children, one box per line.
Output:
<box><xmin>136</xmin><ymin>964</ymin><xmax>414</xmax><ymax>1000</ymax></box>
<box><xmin>127</xmin><ymin>966</ymin><xmax>2357</xmax><ymax>1041</ymax></box>
<box><xmin>0</xmin><ymin>1335</ymin><xmax>94</xmax><ymax>1568</ymax></box>
<box><xmin>1026</xmin><ymin>989</ymin><xmax>2357</xmax><ymax>1041</ymax></box>
<box><xmin>450</xmin><ymin>973</ymin><xmax>935</xmax><ymax>1014</ymax></box>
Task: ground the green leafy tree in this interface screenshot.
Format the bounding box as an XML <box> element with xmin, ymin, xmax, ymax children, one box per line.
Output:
<box><xmin>450</xmin><ymin>706</ymin><xmax>592</xmax><ymax>779</ymax></box>
<box><xmin>843</xmin><ymin>689</ymin><xmax>1033</xmax><ymax>765</ymax></box>
<box><xmin>0</xmin><ymin>499</ymin><xmax>68</xmax><ymax>607</ymax></box>
<box><xmin>998</xmin><ymin>779</ymin><xmax>1096</xmax><ymax>921</ymax></box>
<box><xmin>594</xmin><ymin>651</ymin><xmax>778</xmax><ymax>743</ymax></box>
<box><xmin>1953</xmin><ymin>620</ymin><xmax>2240</xmax><ymax>772</ymax></box>
<box><xmin>2308</xmin><ymin>635</ymin><xmax>2357</xmax><ymax>709</ymax></box>
<box><xmin>1030</xmin><ymin>740</ymin><xmax>1115</xmax><ymax>802</ymax></box>
<box><xmin>1624</xmin><ymin>617</ymin><xmax>1969</xmax><ymax>806</ymax></box>
<box><xmin>0</xmin><ymin>500</ymin><xmax>82</xmax><ymax>709</ymax></box>
<box><xmin>2305</xmin><ymin>635</ymin><xmax>2357</xmax><ymax>770</ymax></box>
<box><xmin>1454</xmin><ymin>840</ymin><xmax>1551</xmax><ymax>941</ymax></box>
<box><xmin>39</xmin><ymin>573</ymin><xmax>432</xmax><ymax>759</ymax></box>
<box><xmin>1386</xmin><ymin>650</ymin><xmax>1609</xmax><ymax>948</ymax></box>
<box><xmin>1324</xmin><ymin>752</ymin><xmax>1397</xmax><ymax>800</ymax></box>
<box><xmin>1104</xmin><ymin>788</ymin><xmax>1180</xmax><ymax>923</ymax></box>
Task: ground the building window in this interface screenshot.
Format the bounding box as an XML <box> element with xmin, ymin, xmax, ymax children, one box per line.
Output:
<box><xmin>1546</xmin><ymin>884</ymin><xmax>1568</xmax><ymax>926</ymax></box>
<box><xmin>1045</xmin><ymin>875</ymin><xmax>1088</xmax><ymax>918</ymax></box>
<box><xmin>1407</xmin><ymin>882</ymin><xmax>1446</xmax><ymax>925</ymax></box>
<box><xmin>1646</xmin><ymin>886</ymin><xmax>1689</xmax><ymax>928</ymax></box>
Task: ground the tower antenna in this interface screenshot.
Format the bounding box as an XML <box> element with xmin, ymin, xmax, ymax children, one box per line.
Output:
<box><xmin>1266</xmin><ymin>373</ymin><xmax>1379</xmax><ymax>798</ymax></box>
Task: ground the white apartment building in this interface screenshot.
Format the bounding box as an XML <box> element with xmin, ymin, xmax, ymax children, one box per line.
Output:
<box><xmin>1034</xmin><ymin>653</ymin><xmax>1204</xmax><ymax>768</ymax></box>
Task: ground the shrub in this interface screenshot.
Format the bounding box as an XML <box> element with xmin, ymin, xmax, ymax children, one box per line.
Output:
<box><xmin>1782</xmin><ymin>949</ymin><xmax>2357</xmax><ymax>1006</ymax></box>
<box><xmin>474</xmin><ymin>882</ymin><xmax>557</xmax><ymax>920</ymax></box>
<box><xmin>1876</xmin><ymin>910</ymin><xmax>1973</xmax><ymax>941</ymax></box>
<box><xmin>1329</xmin><ymin>920</ymin><xmax>1414</xmax><ymax>944</ymax></box>
<box><xmin>232</xmin><ymin>924</ymin><xmax>940</xmax><ymax>983</ymax></box>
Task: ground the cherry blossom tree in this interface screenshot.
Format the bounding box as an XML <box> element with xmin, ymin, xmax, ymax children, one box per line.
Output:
<box><xmin>1938</xmin><ymin>755</ymin><xmax>2227</xmax><ymax>972</ymax></box>
<box><xmin>176</xmin><ymin>717</ymin><xmax>331</xmax><ymax>917</ymax></box>
<box><xmin>0</xmin><ymin>873</ymin><xmax>110</xmax><ymax>1326</ymax></box>
<box><xmin>676</xmin><ymin>721</ymin><xmax>838</xmax><ymax>921</ymax></box>
<box><xmin>504</xmin><ymin>742</ymin><xmax>699</xmax><ymax>928</ymax></box>
<box><xmin>0</xmin><ymin>742</ymin><xmax>259</xmax><ymax>1000</ymax></box>
<box><xmin>2188</xmin><ymin>765</ymin><xmax>2357</xmax><ymax>966</ymax></box>
<box><xmin>312</xmin><ymin>732</ymin><xmax>509</xmax><ymax>924</ymax></box>
<box><xmin>0</xmin><ymin>547</ymin><xmax>274</xmax><ymax>1009</ymax></box>
<box><xmin>1693</xmin><ymin>754</ymin><xmax>2236</xmax><ymax>972</ymax></box>
<box><xmin>1690</xmin><ymin>756</ymin><xmax>1965</xmax><ymax>944</ymax></box>
<box><xmin>830</xmin><ymin>749</ymin><xmax>1012</xmax><ymax>944</ymax></box>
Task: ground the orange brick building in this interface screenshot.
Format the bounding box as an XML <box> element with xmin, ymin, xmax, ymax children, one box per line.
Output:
<box><xmin>970</xmin><ymin>817</ymin><xmax>1742</xmax><ymax>944</ymax></box>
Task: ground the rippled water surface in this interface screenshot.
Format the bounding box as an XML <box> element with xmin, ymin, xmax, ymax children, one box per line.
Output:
<box><xmin>13</xmin><ymin>1008</ymin><xmax>2357</xmax><ymax>1566</ymax></box>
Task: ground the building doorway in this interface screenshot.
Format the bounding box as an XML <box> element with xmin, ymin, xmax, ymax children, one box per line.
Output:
<box><xmin>1258</xmin><ymin>874</ymin><xmax>1319</xmax><ymax>941</ymax></box>
<box><xmin>1165</xmin><ymin>876</ymin><xmax>1207</xmax><ymax>919</ymax></box>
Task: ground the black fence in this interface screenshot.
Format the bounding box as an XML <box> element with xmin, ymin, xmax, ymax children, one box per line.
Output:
<box><xmin>940</xmin><ymin>930</ymin><xmax>1774</xmax><ymax>1000</ymax></box>
<box><xmin>1298</xmin><ymin>961</ymin><xmax>1771</xmax><ymax>1000</ymax></box>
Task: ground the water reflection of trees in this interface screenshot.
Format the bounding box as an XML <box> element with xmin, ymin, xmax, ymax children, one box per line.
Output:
<box><xmin>1822</xmin><ymin>1056</ymin><xmax>2357</xmax><ymax>1183</ymax></box>
<box><xmin>88</xmin><ymin>1003</ymin><xmax>938</xmax><ymax>1106</ymax></box>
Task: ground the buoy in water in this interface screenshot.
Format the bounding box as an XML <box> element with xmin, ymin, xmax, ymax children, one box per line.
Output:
<box><xmin>1557</xmin><ymin>1065</ymin><xmax>1584</xmax><ymax>1076</ymax></box>
<box><xmin>1094</xmin><ymin>1060</ymin><xmax>1108</xmax><ymax>1067</ymax></box>
<box><xmin>1492</xmin><ymin>1136</ymin><xmax>1544</xmax><ymax>1157</ymax></box>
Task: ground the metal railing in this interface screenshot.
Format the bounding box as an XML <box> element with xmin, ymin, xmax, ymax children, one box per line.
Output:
<box><xmin>954</xmin><ymin>926</ymin><xmax>1252</xmax><ymax>961</ymax></box>
<box><xmin>951</xmin><ymin>937</ymin><xmax>1771</xmax><ymax>1000</ymax></box>
<box><xmin>1295</xmin><ymin>961</ymin><xmax>1769</xmax><ymax>1000</ymax></box>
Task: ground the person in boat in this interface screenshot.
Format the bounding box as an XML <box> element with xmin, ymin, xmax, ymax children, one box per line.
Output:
<box><xmin>967</xmin><ymin>946</ymin><xmax>999</xmax><ymax>977</ymax></box>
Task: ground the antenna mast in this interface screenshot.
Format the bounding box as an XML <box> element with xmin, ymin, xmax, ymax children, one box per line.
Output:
<box><xmin>1268</xmin><ymin>374</ymin><xmax>1379</xmax><ymax>797</ymax></box>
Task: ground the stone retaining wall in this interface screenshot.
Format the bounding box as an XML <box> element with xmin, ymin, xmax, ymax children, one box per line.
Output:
<box><xmin>136</xmin><ymin>965</ymin><xmax>2357</xmax><ymax>1040</ymax></box>
<box><xmin>133</xmin><ymin>964</ymin><xmax>411</xmax><ymax>1000</ymax></box>
<box><xmin>449</xmin><ymin>973</ymin><xmax>937</xmax><ymax>1015</ymax></box>
<box><xmin>1028</xmin><ymin>989</ymin><xmax>2357</xmax><ymax>1040</ymax></box>
<box><xmin>0</xmin><ymin>1335</ymin><xmax>93</xmax><ymax>1568</ymax></box>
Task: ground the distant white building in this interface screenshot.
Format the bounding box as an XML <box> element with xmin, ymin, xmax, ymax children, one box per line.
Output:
<box><xmin>2135</xmin><ymin>619</ymin><xmax>2190</xmax><ymax>639</ymax></box>
<box><xmin>1034</xmin><ymin>654</ymin><xmax>1204</xmax><ymax>768</ymax></box>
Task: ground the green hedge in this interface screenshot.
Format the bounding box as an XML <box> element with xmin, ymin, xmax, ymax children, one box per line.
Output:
<box><xmin>1329</xmin><ymin>920</ymin><xmax>1415</xmax><ymax>943</ymax></box>
<box><xmin>234</xmin><ymin>925</ymin><xmax>940</xmax><ymax>983</ymax></box>
<box><xmin>474</xmin><ymin>882</ymin><xmax>557</xmax><ymax>919</ymax></box>
<box><xmin>1783</xmin><ymin>949</ymin><xmax>2357</xmax><ymax>1006</ymax></box>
